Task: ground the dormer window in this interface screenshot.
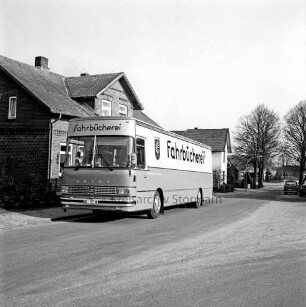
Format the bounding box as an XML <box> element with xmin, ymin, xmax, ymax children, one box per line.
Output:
<box><xmin>101</xmin><ymin>100</ymin><xmax>112</xmax><ymax>116</ymax></box>
<box><xmin>119</xmin><ymin>104</ymin><xmax>128</xmax><ymax>116</ymax></box>
<box><xmin>8</xmin><ymin>97</ymin><xmax>17</xmax><ymax>119</ymax></box>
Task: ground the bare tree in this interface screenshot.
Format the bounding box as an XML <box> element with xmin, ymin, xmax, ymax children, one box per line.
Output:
<box><xmin>234</xmin><ymin>104</ymin><xmax>281</xmax><ymax>188</ymax></box>
<box><xmin>275</xmin><ymin>141</ymin><xmax>297</xmax><ymax>178</ymax></box>
<box><xmin>283</xmin><ymin>101</ymin><xmax>306</xmax><ymax>184</ymax></box>
<box><xmin>213</xmin><ymin>166</ymin><xmax>222</xmax><ymax>190</ymax></box>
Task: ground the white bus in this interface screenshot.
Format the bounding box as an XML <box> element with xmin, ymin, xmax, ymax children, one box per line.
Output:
<box><xmin>61</xmin><ymin>117</ymin><xmax>212</xmax><ymax>218</ymax></box>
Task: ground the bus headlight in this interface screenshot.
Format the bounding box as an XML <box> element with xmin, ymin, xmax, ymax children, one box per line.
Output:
<box><xmin>61</xmin><ymin>186</ymin><xmax>69</xmax><ymax>194</ymax></box>
<box><xmin>118</xmin><ymin>188</ymin><xmax>130</xmax><ymax>196</ymax></box>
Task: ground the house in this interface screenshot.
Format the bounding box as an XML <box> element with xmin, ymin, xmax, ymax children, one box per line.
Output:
<box><xmin>274</xmin><ymin>165</ymin><xmax>300</xmax><ymax>181</ymax></box>
<box><xmin>227</xmin><ymin>154</ymin><xmax>247</xmax><ymax>187</ymax></box>
<box><xmin>228</xmin><ymin>154</ymin><xmax>270</xmax><ymax>188</ymax></box>
<box><xmin>172</xmin><ymin>128</ymin><xmax>231</xmax><ymax>184</ymax></box>
<box><xmin>0</xmin><ymin>55</ymin><xmax>153</xmax><ymax>201</ymax></box>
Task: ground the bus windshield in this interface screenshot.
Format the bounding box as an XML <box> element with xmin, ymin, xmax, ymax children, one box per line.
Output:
<box><xmin>65</xmin><ymin>136</ymin><xmax>135</xmax><ymax>169</ymax></box>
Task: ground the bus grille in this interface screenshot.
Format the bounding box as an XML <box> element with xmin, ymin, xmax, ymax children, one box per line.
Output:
<box><xmin>95</xmin><ymin>187</ymin><xmax>119</xmax><ymax>195</ymax></box>
<box><xmin>68</xmin><ymin>186</ymin><xmax>119</xmax><ymax>195</ymax></box>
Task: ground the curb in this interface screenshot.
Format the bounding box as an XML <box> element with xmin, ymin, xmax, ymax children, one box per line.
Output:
<box><xmin>0</xmin><ymin>206</ymin><xmax>94</xmax><ymax>223</ymax></box>
<box><xmin>213</xmin><ymin>190</ymin><xmax>264</xmax><ymax>197</ymax></box>
<box><xmin>213</xmin><ymin>188</ymin><xmax>280</xmax><ymax>197</ymax></box>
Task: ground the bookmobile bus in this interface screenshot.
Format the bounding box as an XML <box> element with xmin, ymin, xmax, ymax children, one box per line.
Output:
<box><xmin>61</xmin><ymin>117</ymin><xmax>212</xmax><ymax>218</ymax></box>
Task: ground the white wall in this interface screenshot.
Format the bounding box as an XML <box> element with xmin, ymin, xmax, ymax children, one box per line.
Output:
<box><xmin>212</xmin><ymin>145</ymin><xmax>228</xmax><ymax>183</ymax></box>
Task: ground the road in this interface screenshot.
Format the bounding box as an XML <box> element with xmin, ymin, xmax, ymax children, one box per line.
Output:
<box><xmin>0</xmin><ymin>189</ymin><xmax>305</xmax><ymax>307</ymax></box>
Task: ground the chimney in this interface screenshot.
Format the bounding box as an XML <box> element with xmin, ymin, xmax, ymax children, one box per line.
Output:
<box><xmin>35</xmin><ymin>56</ymin><xmax>49</xmax><ymax>71</ymax></box>
<box><xmin>80</xmin><ymin>73</ymin><xmax>90</xmax><ymax>76</ymax></box>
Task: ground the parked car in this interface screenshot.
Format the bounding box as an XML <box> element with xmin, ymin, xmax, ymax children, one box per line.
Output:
<box><xmin>299</xmin><ymin>179</ymin><xmax>306</xmax><ymax>197</ymax></box>
<box><xmin>284</xmin><ymin>180</ymin><xmax>299</xmax><ymax>195</ymax></box>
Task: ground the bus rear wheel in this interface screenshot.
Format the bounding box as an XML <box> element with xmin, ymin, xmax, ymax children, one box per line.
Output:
<box><xmin>194</xmin><ymin>189</ymin><xmax>203</xmax><ymax>208</ymax></box>
<box><xmin>147</xmin><ymin>190</ymin><xmax>162</xmax><ymax>219</ymax></box>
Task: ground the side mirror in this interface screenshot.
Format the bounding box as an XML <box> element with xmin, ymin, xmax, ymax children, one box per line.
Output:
<box><xmin>131</xmin><ymin>153</ymin><xmax>137</xmax><ymax>168</ymax></box>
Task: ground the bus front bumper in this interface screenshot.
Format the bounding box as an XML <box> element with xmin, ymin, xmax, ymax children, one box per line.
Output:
<box><xmin>61</xmin><ymin>196</ymin><xmax>137</xmax><ymax>211</ymax></box>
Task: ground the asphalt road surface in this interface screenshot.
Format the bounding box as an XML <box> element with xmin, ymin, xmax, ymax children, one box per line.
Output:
<box><xmin>1</xmin><ymin>189</ymin><xmax>305</xmax><ymax>307</ymax></box>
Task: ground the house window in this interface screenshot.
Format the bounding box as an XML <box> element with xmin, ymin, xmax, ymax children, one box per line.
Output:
<box><xmin>136</xmin><ymin>138</ymin><xmax>146</xmax><ymax>169</ymax></box>
<box><xmin>223</xmin><ymin>152</ymin><xmax>226</xmax><ymax>163</ymax></box>
<box><xmin>101</xmin><ymin>100</ymin><xmax>112</xmax><ymax>116</ymax></box>
<box><xmin>8</xmin><ymin>97</ymin><xmax>17</xmax><ymax>119</ymax></box>
<box><xmin>119</xmin><ymin>104</ymin><xmax>128</xmax><ymax>116</ymax></box>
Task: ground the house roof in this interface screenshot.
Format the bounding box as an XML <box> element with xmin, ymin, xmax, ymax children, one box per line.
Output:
<box><xmin>0</xmin><ymin>55</ymin><xmax>95</xmax><ymax>117</ymax></box>
<box><xmin>227</xmin><ymin>155</ymin><xmax>245</xmax><ymax>170</ymax></box>
<box><xmin>0</xmin><ymin>55</ymin><xmax>143</xmax><ymax>117</ymax></box>
<box><xmin>65</xmin><ymin>73</ymin><xmax>143</xmax><ymax>110</ymax></box>
<box><xmin>65</xmin><ymin>73</ymin><xmax>122</xmax><ymax>98</ymax></box>
<box><xmin>172</xmin><ymin>128</ymin><xmax>231</xmax><ymax>153</ymax></box>
<box><xmin>133</xmin><ymin>110</ymin><xmax>163</xmax><ymax>128</ymax></box>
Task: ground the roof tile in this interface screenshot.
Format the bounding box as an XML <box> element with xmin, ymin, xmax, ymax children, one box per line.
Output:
<box><xmin>65</xmin><ymin>73</ymin><xmax>122</xmax><ymax>98</ymax></box>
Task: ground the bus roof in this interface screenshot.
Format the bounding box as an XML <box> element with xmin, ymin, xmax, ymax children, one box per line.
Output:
<box><xmin>69</xmin><ymin>116</ymin><xmax>212</xmax><ymax>150</ymax></box>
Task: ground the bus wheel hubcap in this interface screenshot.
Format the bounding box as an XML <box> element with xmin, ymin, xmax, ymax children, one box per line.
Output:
<box><xmin>197</xmin><ymin>190</ymin><xmax>201</xmax><ymax>206</ymax></box>
<box><xmin>154</xmin><ymin>196</ymin><xmax>161</xmax><ymax>213</ymax></box>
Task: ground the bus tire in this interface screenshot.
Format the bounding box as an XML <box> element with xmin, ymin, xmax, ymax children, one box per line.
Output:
<box><xmin>194</xmin><ymin>189</ymin><xmax>203</xmax><ymax>208</ymax></box>
<box><xmin>147</xmin><ymin>190</ymin><xmax>162</xmax><ymax>219</ymax></box>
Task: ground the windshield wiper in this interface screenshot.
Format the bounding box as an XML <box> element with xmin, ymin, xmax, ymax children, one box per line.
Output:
<box><xmin>98</xmin><ymin>153</ymin><xmax>113</xmax><ymax>171</ymax></box>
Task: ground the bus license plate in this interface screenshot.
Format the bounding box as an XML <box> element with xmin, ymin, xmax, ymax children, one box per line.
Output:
<box><xmin>85</xmin><ymin>199</ymin><xmax>98</xmax><ymax>204</ymax></box>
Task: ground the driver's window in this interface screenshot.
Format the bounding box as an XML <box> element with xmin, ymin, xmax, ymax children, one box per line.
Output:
<box><xmin>136</xmin><ymin>138</ymin><xmax>145</xmax><ymax>169</ymax></box>
<box><xmin>75</xmin><ymin>136</ymin><xmax>94</xmax><ymax>167</ymax></box>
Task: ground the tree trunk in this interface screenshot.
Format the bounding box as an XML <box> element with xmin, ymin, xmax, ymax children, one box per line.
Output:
<box><xmin>258</xmin><ymin>160</ymin><xmax>264</xmax><ymax>188</ymax></box>
<box><xmin>258</xmin><ymin>168</ymin><xmax>262</xmax><ymax>188</ymax></box>
<box><xmin>253</xmin><ymin>160</ymin><xmax>257</xmax><ymax>189</ymax></box>
<box><xmin>299</xmin><ymin>155</ymin><xmax>305</xmax><ymax>185</ymax></box>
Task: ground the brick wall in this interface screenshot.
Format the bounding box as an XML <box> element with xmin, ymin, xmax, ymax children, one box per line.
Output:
<box><xmin>0</xmin><ymin>71</ymin><xmax>50</xmax><ymax>129</ymax></box>
<box><xmin>0</xmin><ymin>71</ymin><xmax>51</xmax><ymax>199</ymax></box>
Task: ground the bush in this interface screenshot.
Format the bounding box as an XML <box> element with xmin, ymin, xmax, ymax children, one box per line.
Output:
<box><xmin>216</xmin><ymin>183</ymin><xmax>235</xmax><ymax>193</ymax></box>
<box><xmin>213</xmin><ymin>186</ymin><xmax>219</xmax><ymax>193</ymax></box>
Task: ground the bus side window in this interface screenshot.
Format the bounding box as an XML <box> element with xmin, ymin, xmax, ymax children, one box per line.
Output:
<box><xmin>136</xmin><ymin>138</ymin><xmax>145</xmax><ymax>169</ymax></box>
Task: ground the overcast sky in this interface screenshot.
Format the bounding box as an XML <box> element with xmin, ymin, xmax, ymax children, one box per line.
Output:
<box><xmin>1</xmin><ymin>0</ymin><xmax>305</xmax><ymax>134</ymax></box>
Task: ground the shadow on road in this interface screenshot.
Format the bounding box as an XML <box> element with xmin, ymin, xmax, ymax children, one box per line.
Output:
<box><xmin>56</xmin><ymin>201</ymin><xmax>215</xmax><ymax>223</ymax></box>
<box><xmin>59</xmin><ymin>203</ymin><xmax>201</xmax><ymax>223</ymax></box>
<box><xmin>59</xmin><ymin>213</ymin><xmax>128</xmax><ymax>223</ymax></box>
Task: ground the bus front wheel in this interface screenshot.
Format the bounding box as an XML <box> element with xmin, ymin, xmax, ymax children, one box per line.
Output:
<box><xmin>147</xmin><ymin>190</ymin><xmax>162</xmax><ymax>219</ymax></box>
<box><xmin>194</xmin><ymin>189</ymin><xmax>203</xmax><ymax>208</ymax></box>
